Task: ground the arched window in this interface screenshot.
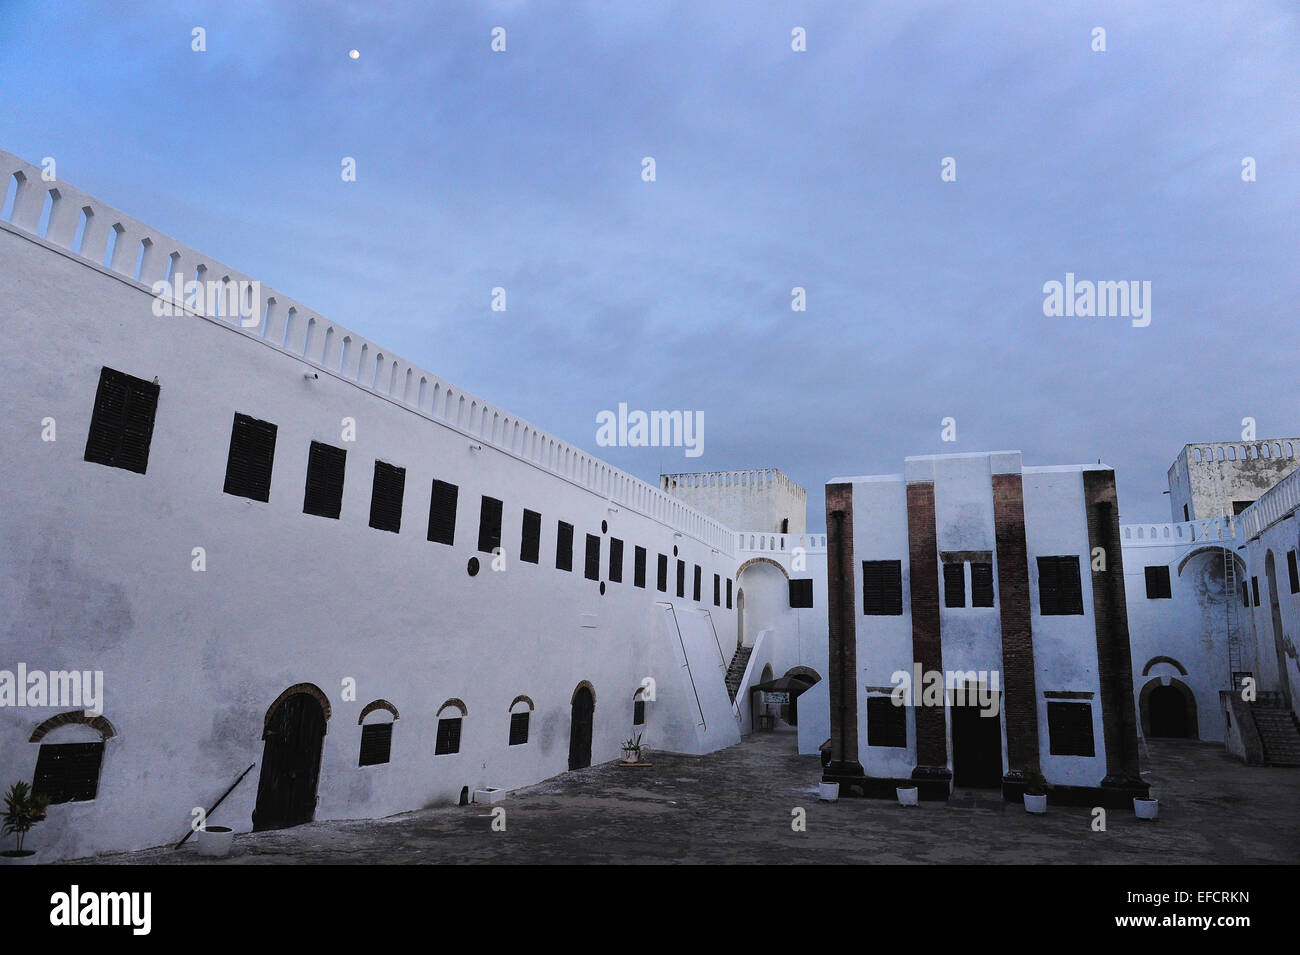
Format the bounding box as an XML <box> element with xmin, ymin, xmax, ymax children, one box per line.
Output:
<box><xmin>29</xmin><ymin>712</ymin><xmax>117</xmax><ymax>805</ymax></box>
<box><xmin>508</xmin><ymin>696</ymin><xmax>533</xmax><ymax>746</ymax></box>
<box><xmin>436</xmin><ymin>699</ymin><xmax>467</xmax><ymax>755</ymax></box>
<box><xmin>632</xmin><ymin>686</ymin><xmax>649</xmax><ymax>726</ymax></box>
<box><xmin>358</xmin><ymin>700</ymin><xmax>399</xmax><ymax>766</ymax></box>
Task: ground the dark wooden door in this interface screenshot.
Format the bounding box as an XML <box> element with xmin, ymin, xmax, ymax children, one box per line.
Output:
<box><xmin>951</xmin><ymin>702</ymin><xmax>1002</xmax><ymax>788</ymax></box>
<box><xmin>568</xmin><ymin>686</ymin><xmax>594</xmax><ymax>770</ymax></box>
<box><xmin>253</xmin><ymin>692</ymin><xmax>326</xmax><ymax>831</ymax></box>
<box><xmin>1149</xmin><ymin>685</ymin><xmax>1188</xmax><ymax>737</ymax></box>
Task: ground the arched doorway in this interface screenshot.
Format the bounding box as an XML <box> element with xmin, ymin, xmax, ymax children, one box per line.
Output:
<box><xmin>568</xmin><ymin>683</ymin><xmax>595</xmax><ymax>770</ymax></box>
<box><xmin>1148</xmin><ymin>685</ymin><xmax>1189</xmax><ymax>737</ymax></box>
<box><xmin>253</xmin><ymin>685</ymin><xmax>329</xmax><ymax>832</ymax></box>
<box><xmin>1265</xmin><ymin>552</ymin><xmax>1293</xmax><ymax>709</ymax></box>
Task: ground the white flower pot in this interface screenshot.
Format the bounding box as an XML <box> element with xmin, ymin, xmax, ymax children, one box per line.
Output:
<box><xmin>0</xmin><ymin>850</ymin><xmax>39</xmax><ymax>865</ymax></box>
<box><xmin>621</xmin><ymin>749</ymin><xmax>639</xmax><ymax>764</ymax></box>
<box><xmin>474</xmin><ymin>787</ymin><xmax>507</xmax><ymax>805</ymax></box>
<box><xmin>1134</xmin><ymin>798</ymin><xmax>1159</xmax><ymax>820</ymax></box>
<box><xmin>896</xmin><ymin>786</ymin><xmax>919</xmax><ymax>806</ymax></box>
<box><xmin>196</xmin><ymin>825</ymin><xmax>234</xmax><ymax>858</ymax></box>
<box><xmin>818</xmin><ymin>782</ymin><xmax>839</xmax><ymax>802</ymax></box>
<box><xmin>1024</xmin><ymin>793</ymin><xmax>1047</xmax><ymax>814</ymax></box>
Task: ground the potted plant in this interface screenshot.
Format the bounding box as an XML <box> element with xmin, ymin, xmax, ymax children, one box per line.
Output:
<box><xmin>2</xmin><ymin>781</ymin><xmax>50</xmax><ymax>864</ymax></box>
<box><xmin>620</xmin><ymin>733</ymin><xmax>647</xmax><ymax>765</ymax></box>
<box><xmin>896</xmin><ymin>786</ymin><xmax>919</xmax><ymax>806</ymax></box>
<box><xmin>1023</xmin><ymin>775</ymin><xmax>1047</xmax><ymax>814</ymax></box>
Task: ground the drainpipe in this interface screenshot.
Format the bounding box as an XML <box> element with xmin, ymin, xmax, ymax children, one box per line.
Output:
<box><xmin>831</xmin><ymin>509</ymin><xmax>848</xmax><ymax>765</ymax></box>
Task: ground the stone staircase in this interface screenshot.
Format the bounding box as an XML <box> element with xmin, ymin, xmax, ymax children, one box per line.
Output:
<box><xmin>1249</xmin><ymin>702</ymin><xmax>1300</xmax><ymax>766</ymax></box>
<box><xmin>725</xmin><ymin>646</ymin><xmax>753</xmax><ymax>703</ymax></box>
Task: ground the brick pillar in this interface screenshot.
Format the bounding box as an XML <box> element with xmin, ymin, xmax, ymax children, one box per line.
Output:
<box><xmin>823</xmin><ymin>483</ymin><xmax>865</xmax><ymax>787</ymax></box>
<box><xmin>992</xmin><ymin>472</ymin><xmax>1041</xmax><ymax>784</ymax></box>
<box><xmin>906</xmin><ymin>481</ymin><xmax>950</xmax><ymax>787</ymax></box>
<box><xmin>1083</xmin><ymin>469</ymin><xmax>1146</xmax><ymax>794</ymax></box>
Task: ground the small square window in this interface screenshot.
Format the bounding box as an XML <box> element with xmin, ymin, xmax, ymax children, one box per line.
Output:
<box><xmin>862</xmin><ymin>560</ymin><xmax>903</xmax><ymax>615</ymax></box>
<box><xmin>788</xmin><ymin>579</ymin><xmax>814</xmax><ymax>608</ymax></box>
<box><xmin>435</xmin><ymin>717</ymin><xmax>462</xmax><ymax>755</ymax></box>
<box><xmin>358</xmin><ymin>723</ymin><xmax>393</xmax><ymax>766</ymax></box>
<box><xmin>866</xmin><ymin>697</ymin><xmax>907</xmax><ymax>748</ymax></box>
<box><xmin>509</xmin><ymin>712</ymin><xmax>530</xmax><ymax>746</ymax></box>
<box><xmin>84</xmin><ymin>366</ymin><xmax>160</xmax><ymax>475</ymax></box>
<box><xmin>1144</xmin><ymin>565</ymin><xmax>1172</xmax><ymax>599</ymax></box>
<box><xmin>1046</xmin><ymin>701</ymin><xmax>1095</xmax><ymax>757</ymax></box>
<box><xmin>1037</xmin><ymin>556</ymin><xmax>1084</xmax><ymax>615</ymax></box>
<box><xmin>32</xmin><ymin>741</ymin><xmax>103</xmax><ymax>804</ymax></box>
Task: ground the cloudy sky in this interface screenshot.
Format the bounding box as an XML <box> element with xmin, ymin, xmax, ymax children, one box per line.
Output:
<box><xmin>3</xmin><ymin>1</ymin><xmax>1296</xmax><ymax>528</ymax></box>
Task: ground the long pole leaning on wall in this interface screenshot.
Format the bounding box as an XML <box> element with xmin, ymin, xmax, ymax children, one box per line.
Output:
<box><xmin>174</xmin><ymin>763</ymin><xmax>256</xmax><ymax>849</ymax></box>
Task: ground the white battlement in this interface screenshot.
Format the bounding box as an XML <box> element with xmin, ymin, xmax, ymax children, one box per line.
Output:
<box><xmin>661</xmin><ymin>468</ymin><xmax>807</xmax><ymax>500</ymax></box>
<box><xmin>1238</xmin><ymin>466</ymin><xmax>1300</xmax><ymax>542</ymax></box>
<box><xmin>1119</xmin><ymin>517</ymin><xmax>1238</xmax><ymax>548</ymax></box>
<box><xmin>735</xmin><ymin>532</ymin><xmax>827</xmax><ymax>555</ymax></box>
<box><xmin>0</xmin><ymin>148</ymin><xmax>735</xmax><ymax>555</ymax></box>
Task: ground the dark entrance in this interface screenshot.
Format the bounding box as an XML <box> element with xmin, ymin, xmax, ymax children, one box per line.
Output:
<box><xmin>253</xmin><ymin>690</ymin><xmax>327</xmax><ymax>832</ymax></box>
<box><xmin>1148</xmin><ymin>684</ymin><xmax>1190</xmax><ymax>737</ymax></box>
<box><xmin>951</xmin><ymin>700</ymin><xmax>1002</xmax><ymax>788</ymax></box>
<box><xmin>568</xmin><ymin>685</ymin><xmax>594</xmax><ymax>771</ymax></box>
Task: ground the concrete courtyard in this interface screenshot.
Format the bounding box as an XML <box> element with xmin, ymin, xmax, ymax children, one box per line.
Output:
<box><xmin>77</xmin><ymin>732</ymin><xmax>1300</xmax><ymax>865</ymax></box>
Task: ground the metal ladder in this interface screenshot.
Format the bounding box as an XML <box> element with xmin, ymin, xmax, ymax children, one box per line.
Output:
<box><xmin>1224</xmin><ymin>548</ymin><xmax>1244</xmax><ymax>689</ymax></box>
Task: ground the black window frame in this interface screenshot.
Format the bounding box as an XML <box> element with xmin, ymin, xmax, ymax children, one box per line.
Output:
<box><xmin>862</xmin><ymin>560</ymin><xmax>903</xmax><ymax>615</ymax></box>
<box><xmin>427</xmin><ymin>479</ymin><xmax>459</xmax><ymax>546</ymax></box>
<box><xmin>32</xmin><ymin>740</ymin><xmax>104</xmax><ymax>804</ymax></box>
<box><xmin>866</xmin><ymin>697</ymin><xmax>907</xmax><ymax>748</ymax></box>
<box><xmin>520</xmin><ymin>509</ymin><xmax>542</xmax><ymax>564</ymax></box>
<box><xmin>633</xmin><ymin>699</ymin><xmax>646</xmax><ymax>726</ymax></box>
<box><xmin>1288</xmin><ymin>551</ymin><xmax>1299</xmax><ymax>595</ymax></box>
<box><xmin>83</xmin><ymin>366</ymin><xmax>160</xmax><ymax>475</ymax></box>
<box><xmin>434</xmin><ymin>717</ymin><xmax>462</xmax><ymax>755</ymax></box>
<box><xmin>943</xmin><ymin>560</ymin><xmax>965</xmax><ymax>608</ymax></box>
<box><xmin>634</xmin><ymin>546</ymin><xmax>647</xmax><ymax>588</ymax></box>
<box><xmin>676</xmin><ymin>560</ymin><xmax>686</xmax><ymax>599</ymax></box>
<box><xmin>1046</xmin><ymin>701</ymin><xmax>1095</xmax><ymax>757</ymax></box>
<box><xmin>788</xmin><ymin>578</ymin><xmax>814</xmax><ymax>608</ymax></box>
<box><xmin>222</xmin><ymin>412</ymin><xmax>277</xmax><ymax>502</ymax></box>
<box><xmin>368</xmin><ymin>460</ymin><xmax>405</xmax><ymax>533</ymax></box>
<box><xmin>585</xmin><ymin>534</ymin><xmax>601</xmax><ymax>581</ymax></box>
<box><xmin>556</xmin><ymin>521</ymin><xmax>574</xmax><ymax>572</ymax></box>
<box><xmin>477</xmin><ymin>495</ymin><xmax>503</xmax><ymax>554</ymax></box>
<box><xmin>358</xmin><ymin>722</ymin><xmax>393</xmax><ymax>766</ymax></box>
<box><xmin>693</xmin><ymin>564</ymin><xmax>702</xmax><ymax>602</ymax></box>
<box><xmin>1144</xmin><ymin>565</ymin><xmax>1172</xmax><ymax>600</ymax></box>
<box><xmin>303</xmin><ymin>440</ymin><xmax>347</xmax><ymax>519</ymax></box>
<box><xmin>726</xmin><ymin>578</ymin><xmax>733</xmax><ymax>609</ymax></box>
<box><xmin>509</xmin><ymin>711</ymin><xmax>530</xmax><ymax>746</ymax></box>
<box><xmin>657</xmin><ymin>554</ymin><xmax>668</xmax><ymax>592</ymax></box>
<box><xmin>1037</xmin><ymin>555</ymin><xmax>1084</xmax><ymax>615</ymax></box>
<box><xmin>714</xmin><ymin>573</ymin><xmax>721</xmax><ymax>607</ymax></box>
<box><xmin>970</xmin><ymin>561</ymin><xmax>995</xmax><ymax>607</ymax></box>
<box><xmin>608</xmin><ymin>538</ymin><xmax>624</xmax><ymax>583</ymax></box>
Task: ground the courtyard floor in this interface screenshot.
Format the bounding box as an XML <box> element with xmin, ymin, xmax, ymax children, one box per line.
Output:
<box><xmin>76</xmin><ymin>732</ymin><xmax>1300</xmax><ymax>865</ymax></box>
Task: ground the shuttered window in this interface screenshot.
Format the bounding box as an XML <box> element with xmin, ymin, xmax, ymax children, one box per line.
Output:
<box><xmin>1289</xmin><ymin>551</ymin><xmax>1299</xmax><ymax>594</ymax></box>
<box><xmin>862</xmin><ymin>560</ymin><xmax>903</xmax><ymax>615</ymax></box>
<box><xmin>676</xmin><ymin>560</ymin><xmax>686</xmax><ymax>598</ymax></box>
<box><xmin>32</xmin><ymin>741</ymin><xmax>103</xmax><ymax>804</ymax></box>
<box><xmin>657</xmin><ymin>554</ymin><xmax>668</xmax><ymax>592</ymax></box>
<box><xmin>866</xmin><ymin>697</ymin><xmax>907</xmax><ymax>748</ymax></box>
<box><xmin>789</xmin><ymin>578</ymin><xmax>814</xmax><ymax>608</ymax></box>
<box><xmin>556</xmin><ymin>521</ymin><xmax>574</xmax><ymax>571</ymax></box>
<box><xmin>726</xmin><ymin>578</ymin><xmax>733</xmax><ymax>609</ymax></box>
<box><xmin>585</xmin><ymin>535</ymin><xmax>601</xmax><ymax>581</ymax></box>
<box><xmin>509</xmin><ymin>712</ymin><xmax>530</xmax><ymax>746</ymax></box>
<box><xmin>971</xmin><ymin>561</ymin><xmax>995</xmax><ymax>607</ymax></box>
<box><xmin>368</xmin><ymin>461</ymin><xmax>405</xmax><ymax>533</ymax></box>
<box><xmin>303</xmin><ymin>441</ymin><xmax>346</xmax><ymax>519</ymax></box>
<box><xmin>1046</xmin><ymin>702</ymin><xmax>1095</xmax><ymax>756</ymax></box>
<box><xmin>634</xmin><ymin>546</ymin><xmax>647</xmax><ymax>588</ymax></box>
<box><xmin>427</xmin><ymin>479</ymin><xmax>458</xmax><ymax>545</ymax></box>
<box><xmin>1037</xmin><ymin>556</ymin><xmax>1083</xmax><ymax>615</ymax></box>
<box><xmin>358</xmin><ymin>723</ymin><xmax>393</xmax><ymax>766</ymax></box>
<box><xmin>520</xmin><ymin>509</ymin><xmax>541</xmax><ymax>564</ymax></box>
<box><xmin>609</xmin><ymin>538</ymin><xmax>624</xmax><ymax>583</ymax></box>
<box><xmin>83</xmin><ymin>366</ymin><xmax>159</xmax><ymax>474</ymax></box>
<box><xmin>434</xmin><ymin>717</ymin><xmax>462</xmax><ymax>755</ymax></box>
<box><xmin>1251</xmin><ymin>577</ymin><xmax>1260</xmax><ymax>606</ymax></box>
<box><xmin>1144</xmin><ymin>565</ymin><xmax>1172</xmax><ymax>599</ymax></box>
<box><xmin>714</xmin><ymin>574</ymin><xmax>721</xmax><ymax>606</ymax></box>
<box><xmin>222</xmin><ymin>413</ymin><xmax>277</xmax><ymax>502</ymax></box>
<box><xmin>693</xmin><ymin>565</ymin><xmax>702</xmax><ymax>601</ymax></box>
<box><xmin>633</xmin><ymin>699</ymin><xmax>645</xmax><ymax>726</ymax></box>
<box><xmin>477</xmin><ymin>496</ymin><xmax>503</xmax><ymax>554</ymax></box>
<box><xmin>943</xmin><ymin>561</ymin><xmax>965</xmax><ymax>608</ymax></box>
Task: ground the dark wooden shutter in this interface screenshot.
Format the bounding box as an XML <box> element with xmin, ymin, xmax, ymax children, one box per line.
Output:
<box><xmin>477</xmin><ymin>496</ymin><xmax>503</xmax><ymax>553</ymax></box>
<box><xmin>358</xmin><ymin>723</ymin><xmax>393</xmax><ymax>765</ymax></box>
<box><xmin>608</xmin><ymin>538</ymin><xmax>624</xmax><ymax>582</ymax></box>
<box><xmin>866</xmin><ymin>697</ymin><xmax>907</xmax><ymax>748</ymax></box>
<box><xmin>1251</xmin><ymin>577</ymin><xmax>1260</xmax><ymax>606</ymax></box>
<box><xmin>714</xmin><ymin>574</ymin><xmax>721</xmax><ymax>606</ymax></box>
<box><xmin>693</xmin><ymin>565</ymin><xmax>702</xmax><ymax>601</ymax></box>
<box><xmin>943</xmin><ymin>561</ymin><xmax>965</xmax><ymax>608</ymax></box>
<box><xmin>1289</xmin><ymin>551</ymin><xmax>1299</xmax><ymax>594</ymax></box>
<box><xmin>657</xmin><ymin>554</ymin><xmax>668</xmax><ymax>592</ymax></box>
<box><xmin>634</xmin><ymin>546</ymin><xmax>647</xmax><ymax>588</ymax></box>
<box><xmin>862</xmin><ymin>560</ymin><xmax>903</xmax><ymax>615</ymax></box>
<box><xmin>84</xmin><ymin>366</ymin><xmax>160</xmax><ymax>474</ymax></box>
<box><xmin>789</xmin><ymin>578</ymin><xmax>813</xmax><ymax>608</ymax></box>
<box><xmin>970</xmin><ymin>561</ymin><xmax>995</xmax><ymax>607</ymax></box>
<box><xmin>509</xmin><ymin>712</ymin><xmax>530</xmax><ymax>746</ymax></box>
<box><xmin>676</xmin><ymin>560</ymin><xmax>686</xmax><ymax>598</ymax></box>
<box><xmin>726</xmin><ymin>578</ymin><xmax>733</xmax><ymax>609</ymax></box>
<box><xmin>633</xmin><ymin>699</ymin><xmax>645</xmax><ymax>726</ymax></box>
<box><xmin>585</xmin><ymin>534</ymin><xmax>601</xmax><ymax>581</ymax></box>
<box><xmin>520</xmin><ymin>509</ymin><xmax>541</xmax><ymax>564</ymax></box>
<box><xmin>556</xmin><ymin>521</ymin><xmax>574</xmax><ymax>571</ymax></box>
<box><xmin>303</xmin><ymin>441</ymin><xmax>346</xmax><ymax>518</ymax></box>
<box><xmin>1038</xmin><ymin>556</ymin><xmax>1083</xmax><ymax>615</ymax></box>
<box><xmin>32</xmin><ymin>741</ymin><xmax>104</xmax><ymax>804</ymax></box>
<box><xmin>434</xmin><ymin>717</ymin><xmax>462</xmax><ymax>755</ymax></box>
<box><xmin>368</xmin><ymin>461</ymin><xmax>405</xmax><ymax>533</ymax></box>
<box><xmin>222</xmin><ymin>413</ymin><xmax>277</xmax><ymax>502</ymax></box>
<box><xmin>427</xmin><ymin>479</ymin><xmax>458</xmax><ymax>545</ymax></box>
<box><xmin>1046</xmin><ymin>701</ymin><xmax>1095</xmax><ymax>756</ymax></box>
<box><xmin>1144</xmin><ymin>565</ymin><xmax>1172</xmax><ymax>599</ymax></box>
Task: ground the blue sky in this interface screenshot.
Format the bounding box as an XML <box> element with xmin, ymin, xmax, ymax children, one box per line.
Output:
<box><xmin>2</xmin><ymin>1</ymin><xmax>1297</xmax><ymax>528</ymax></box>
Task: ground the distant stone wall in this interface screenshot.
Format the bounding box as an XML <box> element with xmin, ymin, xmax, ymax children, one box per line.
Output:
<box><xmin>661</xmin><ymin>468</ymin><xmax>807</xmax><ymax>533</ymax></box>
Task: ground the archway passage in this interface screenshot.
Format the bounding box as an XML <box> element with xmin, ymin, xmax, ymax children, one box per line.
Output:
<box><xmin>253</xmin><ymin>690</ymin><xmax>327</xmax><ymax>832</ymax></box>
<box><xmin>569</xmin><ymin>685</ymin><xmax>595</xmax><ymax>771</ymax></box>
<box><xmin>1148</xmin><ymin>684</ymin><xmax>1190</xmax><ymax>738</ymax></box>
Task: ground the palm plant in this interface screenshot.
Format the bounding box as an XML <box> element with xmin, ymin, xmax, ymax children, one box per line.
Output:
<box><xmin>2</xmin><ymin>781</ymin><xmax>50</xmax><ymax>855</ymax></box>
